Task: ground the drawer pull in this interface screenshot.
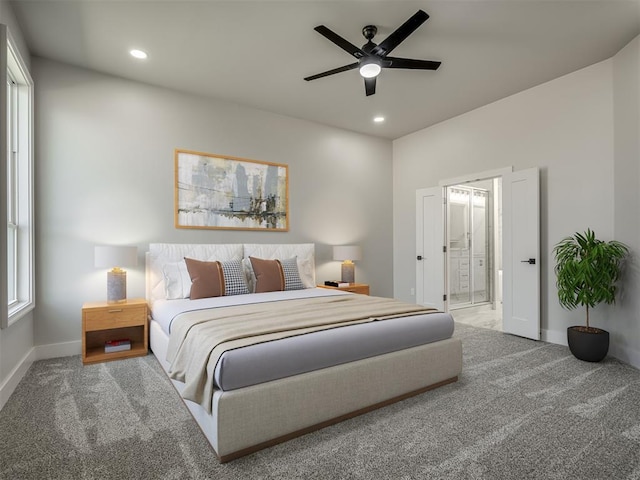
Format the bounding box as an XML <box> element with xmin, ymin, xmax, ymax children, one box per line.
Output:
<box><xmin>108</xmin><ymin>309</ymin><xmax>123</xmax><ymax>313</ymax></box>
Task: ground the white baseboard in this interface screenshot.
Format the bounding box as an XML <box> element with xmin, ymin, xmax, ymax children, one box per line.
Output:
<box><xmin>0</xmin><ymin>347</ymin><xmax>36</xmax><ymax>411</ymax></box>
<box><xmin>0</xmin><ymin>340</ymin><xmax>81</xmax><ymax>411</ymax></box>
<box><xmin>35</xmin><ymin>340</ymin><xmax>82</xmax><ymax>360</ymax></box>
<box><xmin>541</xmin><ymin>328</ymin><xmax>567</xmax><ymax>346</ymax></box>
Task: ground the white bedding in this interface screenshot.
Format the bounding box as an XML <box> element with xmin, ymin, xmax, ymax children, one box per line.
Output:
<box><xmin>152</xmin><ymin>287</ymin><xmax>347</xmax><ymax>335</ymax></box>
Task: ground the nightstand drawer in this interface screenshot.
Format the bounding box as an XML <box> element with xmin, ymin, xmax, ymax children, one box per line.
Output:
<box><xmin>84</xmin><ymin>306</ymin><xmax>146</xmax><ymax>331</ymax></box>
<box><xmin>318</xmin><ymin>284</ymin><xmax>370</xmax><ymax>295</ymax></box>
<box><xmin>342</xmin><ymin>286</ymin><xmax>368</xmax><ymax>294</ymax></box>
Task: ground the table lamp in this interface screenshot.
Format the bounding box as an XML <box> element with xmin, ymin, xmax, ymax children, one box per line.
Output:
<box><xmin>95</xmin><ymin>246</ymin><xmax>138</xmax><ymax>303</ymax></box>
<box><xmin>333</xmin><ymin>245</ymin><xmax>362</xmax><ymax>283</ymax></box>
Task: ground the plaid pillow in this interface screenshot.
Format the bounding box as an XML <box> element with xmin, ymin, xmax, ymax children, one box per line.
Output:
<box><xmin>220</xmin><ymin>259</ymin><xmax>250</xmax><ymax>295</ymax></box>
<box><xmin>280</xmin><ymin>257</ymin><xmax>305</xmax><ymax>291</ymax></box>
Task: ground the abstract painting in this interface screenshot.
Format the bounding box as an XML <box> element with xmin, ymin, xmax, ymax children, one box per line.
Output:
<box><xmin>175</xmin><ymin>149</ymin><xmax>289</xmax><ymax>231</ymax></box>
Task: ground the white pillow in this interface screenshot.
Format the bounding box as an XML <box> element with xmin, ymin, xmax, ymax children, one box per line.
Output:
<box><xmin>242</xmin><ymin>258</ymin><xmax>256</xmax><ymax>292</ymax></box>
<box><xmin>296</xmin><ymin>257</ymin><xmax>314</xmax><ymax>289</ymax></box>
<box><xmin>162</xmin><ymin>260</ymin><xmax>192</xmax><ymax>299</ymax></box>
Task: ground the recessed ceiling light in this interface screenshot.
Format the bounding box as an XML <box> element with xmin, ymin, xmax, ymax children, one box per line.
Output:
<box><xmin>373</xmin><ymin>116</ymin><xmax>385</xmax><ymax>123</ymax></box>
<box><xmin>129</xmin><ymin>49</ymin><xmax>148</xmax><ymax>60</ymax></box>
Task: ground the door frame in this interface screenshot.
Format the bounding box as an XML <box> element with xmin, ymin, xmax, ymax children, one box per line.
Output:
<box><xmin>438</xmin><ymin>167</ymin><xmax>514</xmax><ymax>189</ymax></box>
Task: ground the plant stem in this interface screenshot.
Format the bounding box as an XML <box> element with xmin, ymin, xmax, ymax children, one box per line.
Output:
<box><xmin>586</xmin><ymin>305</ymin><xmax>590</xmax><ymax>329</ymax></box>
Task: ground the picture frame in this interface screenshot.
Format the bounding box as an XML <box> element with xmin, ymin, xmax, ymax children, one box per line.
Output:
<box><xmin>174</xmin><ymin>149</ymin><xmax>289</xmax><ymax>231</ymax></box>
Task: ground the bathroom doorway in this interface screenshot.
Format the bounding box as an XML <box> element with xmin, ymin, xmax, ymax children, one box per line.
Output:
<box><xmin>416</xmin><ymin>167</ymin><xmax>539</xmax><ymax>339</ymax></box>
<box><xmin>446</xmin><ymin>178</ymin><xmax>502</xmax><ymax>330</ymax></box>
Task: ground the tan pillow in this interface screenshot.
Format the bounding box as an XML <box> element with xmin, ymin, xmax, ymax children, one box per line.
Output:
<box><xmin>184</xmin><ymin>257</ymin><xmax>225</xmax><ymax>299</ymax></box>
<box><xmin>249</xmin><ymin>257</ymin><xmax>285</xmax><ymax>293</ymax></box>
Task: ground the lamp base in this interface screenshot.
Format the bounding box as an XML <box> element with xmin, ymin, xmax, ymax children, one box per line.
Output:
<box><xmin>107</xmin><ymin>270</ymin><xmax>127</xmax><ymax>304</ymax></box>
<box><xmin>341</xmin><ymin>262</ymin><xmax>355</xmax><ymax>284</ymax></box>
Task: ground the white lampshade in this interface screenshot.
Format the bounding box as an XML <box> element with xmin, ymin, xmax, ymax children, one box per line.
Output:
<box><xmin>333</xmin><ymin>245</ymin><xmax>362</xmax><ymax>262</ymax></box>
<box><xmin>95</xmin><ymin>246</ymin><xmax>138</xmax><ymax>269</ymax></box>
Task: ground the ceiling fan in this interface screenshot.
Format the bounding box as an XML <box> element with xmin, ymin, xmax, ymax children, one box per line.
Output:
<box><xmin>304</xmin><ymin>10</ymin><xmax>441</xmax><ymax>96</ymax></box>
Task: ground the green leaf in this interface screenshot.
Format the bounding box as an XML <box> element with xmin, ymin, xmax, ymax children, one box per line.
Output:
<box><xmin>553</xmin><ymin>229</ymin><xmax>629</xmax><ymax>326</ymax></box>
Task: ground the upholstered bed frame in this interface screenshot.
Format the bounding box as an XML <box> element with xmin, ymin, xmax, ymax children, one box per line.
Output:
<box><xmin>146</xmin><ymin>243</ymin><xmax>463</xmax><ymax>462</ymax></box>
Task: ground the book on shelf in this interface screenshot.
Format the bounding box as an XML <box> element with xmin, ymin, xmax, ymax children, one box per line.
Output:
<box><xmin>324</xmin><ymin>281</ymin><xmax>350</xmax><ymax>287</ymax></box>
<box><xmin>105</xmin><ymin>338</ymin><xmax>131</xmax><ymax>353</ymax></box>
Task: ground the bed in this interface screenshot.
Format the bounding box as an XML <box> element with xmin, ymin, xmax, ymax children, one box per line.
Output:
<box><xmin>146</xmin><ymin>243</ymin><xmax>463</xmax><ymax>462</ymax></box>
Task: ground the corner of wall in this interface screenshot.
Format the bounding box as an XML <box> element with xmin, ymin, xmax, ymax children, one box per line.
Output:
<box><xmin>609</xmin><ymin>342</ymin><xmax>640</xmax><ymax>371</ymax></box>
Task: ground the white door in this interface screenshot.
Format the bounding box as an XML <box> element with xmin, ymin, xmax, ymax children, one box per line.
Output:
<box><xmin>502</xmin><ymin>167</ymin><xmax>540</xmax><ymax>340</ymax></box>
<box><xmin>416</xmin><ymin>187</ymin><xmax>445</xmax><ymax>310</ymax></box>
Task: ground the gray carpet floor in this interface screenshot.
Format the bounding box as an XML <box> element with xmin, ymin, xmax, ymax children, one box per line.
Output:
<box><xmin>2</xmin><ymin>322</ymin><xmax>640</xmax><ymax>479</ymax></box>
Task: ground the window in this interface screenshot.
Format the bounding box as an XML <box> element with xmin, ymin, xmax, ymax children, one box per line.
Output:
<box><xmin>1</xmin><ymin>24</ymin><xmax>33</xmax><ymax>328</ymax></box>
<box><xmin>7</xmin><ymin>71</ymin><xmax>17</xmax><ymax>306</ymax></box>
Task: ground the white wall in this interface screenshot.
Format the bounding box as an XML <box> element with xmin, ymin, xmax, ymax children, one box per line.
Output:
<box><xmin>0</xmin><ymin>0</ymin><xmax>35</xmax><ymax>410</ymax></box>
<box><xmin>393</xmin><ymin>59</ymin><xmax>617</xmax><ymax>348</ymax></box>
<box><xmin>33</xmin><ymin>58</ymin><xmax>393</xmax><ymax>350</ymax></box>
<box><xmin>612</xmin><ymin>35</ymin><xmax>640</xmax><ymax>367</ymax></box>
<box><xmin>0</xmin><ymin>0</ymin><xmax>29</xmax><ymax>70</ymax></box>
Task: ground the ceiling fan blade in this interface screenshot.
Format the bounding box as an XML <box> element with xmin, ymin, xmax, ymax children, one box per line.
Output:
<box><xmin>314</xmin><ymin>25</ymin><xmax>366</xmax><ymax>59</ymax></box>
<box><xmin>385</xmin><ymin>56</ymin><xmax>441</xmax><ymax>70</ymax></box>
<box><xmin>371</xmin><ymin>10</ymin><xmax>429</xmax><ymax>57</ymax></box>
<box><xmin>304</xmin><ymin>62</ymin><xmax>359</xmax><ymax>81</ymax></box>
<box><xmin>364</xmin><ymin>77</ymin><xmax>376</xmax><ymax>96</ymax></box>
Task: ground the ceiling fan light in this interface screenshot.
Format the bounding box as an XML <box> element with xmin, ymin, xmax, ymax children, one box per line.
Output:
<box><xmin>359</xmin><ymin>62</ymin><xmax>381</xmax><ymax>78</ymax></box>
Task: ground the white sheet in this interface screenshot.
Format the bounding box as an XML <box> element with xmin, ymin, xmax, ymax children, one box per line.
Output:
<box><xmin>151</xmin><ymin>287</ymin><xmax>348</xmax><ymax>335</ymax></box>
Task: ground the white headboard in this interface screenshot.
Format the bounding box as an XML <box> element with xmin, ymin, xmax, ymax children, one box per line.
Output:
<box><xmin>145</xmin><ymin>243</ymin><xmax>316</xmax><ymax>306</ymax></box>
<box><xmin>243</xmin><ymin>243</ymin><xmax>316</xmax><ymax>290</ymax></box>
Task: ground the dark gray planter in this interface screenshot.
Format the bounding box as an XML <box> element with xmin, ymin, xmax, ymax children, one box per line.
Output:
<box><xmin>567</xmin><ymin>326</ymin><xmax>609</xmax><ymax>362</ymax></box>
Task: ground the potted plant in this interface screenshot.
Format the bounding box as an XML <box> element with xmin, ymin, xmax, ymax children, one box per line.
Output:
<box><xmin>553</xmin><ymin>229</ymin><xmax>629</xmax><ymax>362</ymax></box>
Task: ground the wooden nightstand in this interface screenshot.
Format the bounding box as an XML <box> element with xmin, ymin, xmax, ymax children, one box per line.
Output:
<box><xmin>82</xmin><ymin>298</ymin><xmax>148</xmax><ymax>365</ymax></box>
<box><xmin>318</xmin><ymin>283</ymin><xmax>370</xmax><ymax>295</ymax></box>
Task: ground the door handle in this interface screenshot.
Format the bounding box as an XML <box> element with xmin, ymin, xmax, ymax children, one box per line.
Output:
<box><xmin>520</xmin><ymin>258</ymin><xmax>536</xmax><ymax>265</ymax></box>
<box><xmin>417</xmin><ymin>255</ymin><xmax>423</xmax><ymax>261</ymax></box>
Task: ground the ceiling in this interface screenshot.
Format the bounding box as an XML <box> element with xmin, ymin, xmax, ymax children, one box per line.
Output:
<box><xmin>9</xmin><ymin>0</ymin><xmax>640</xmax><ymax>139</ymax></box>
